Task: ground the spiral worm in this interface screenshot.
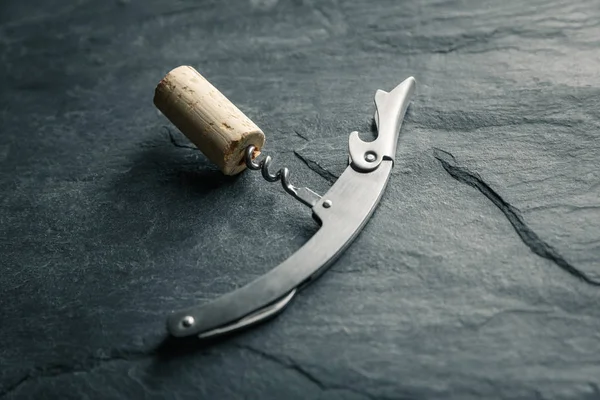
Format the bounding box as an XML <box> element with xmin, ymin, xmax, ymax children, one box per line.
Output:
<box><xmin>245</xmin><ymin>144</ymin><xmax>294</xmax><ymax>189</ymax></box>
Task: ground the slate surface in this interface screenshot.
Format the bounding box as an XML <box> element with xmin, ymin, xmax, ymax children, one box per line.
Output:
<box><xmin>1</xmin><ymin>0</ymin><xmax>600</xmax><ymax>399</ymax></box>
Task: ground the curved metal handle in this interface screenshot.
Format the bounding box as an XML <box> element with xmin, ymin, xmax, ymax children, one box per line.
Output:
<box><xmin>166</xmin><ymin>77</ymin><xmax>417</xmax><ymax>339</ymax></box>
<box><xmin>349</xmin><ymin>76</ymin><xmax>416</xmax><ymax>172</ymax></box>
<box><xmin>167</xmin><ymin>162</ymin><xmax>394</xmax><ymax>338</ymax></box>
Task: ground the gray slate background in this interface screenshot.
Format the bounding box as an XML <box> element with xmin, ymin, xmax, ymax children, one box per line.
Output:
<box><xmin>1</xmin><ymin>0</ymin><xmax>600</xmax><ymax>399</ymax></box>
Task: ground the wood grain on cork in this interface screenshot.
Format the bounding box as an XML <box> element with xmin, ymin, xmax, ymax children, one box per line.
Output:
<box><xmin>153</xmin><ymin>65</ymin><xmax>265</xmax><ymax>175</ymax></box>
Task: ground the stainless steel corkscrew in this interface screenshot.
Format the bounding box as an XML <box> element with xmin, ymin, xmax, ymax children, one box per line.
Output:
<box><xmin>154</xmin><ymin>65</ymin><xmax>416</xmax><ymax>339</ymax></box>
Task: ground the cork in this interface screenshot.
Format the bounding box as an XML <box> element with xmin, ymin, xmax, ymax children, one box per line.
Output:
<box><xmin>154</xmin><ymin>66</ymin><xmax>265</xmax><ymax>175</ymax></box>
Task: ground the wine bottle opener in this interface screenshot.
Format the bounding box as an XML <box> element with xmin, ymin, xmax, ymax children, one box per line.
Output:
<box><xmin>154</xmin><ymin>66</ymin><xmax>416</xmax><ymax>339</ymax></box>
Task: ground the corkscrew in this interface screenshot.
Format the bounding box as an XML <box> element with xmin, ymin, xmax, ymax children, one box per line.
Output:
<box><xmin>245</xmin><ymin>145</ymin><xmax>321</xmax><ymax>208</ymax></box>
<box><xmin>154</xmin><ymin>65</ymin><xmax>415</xmax><ymax>339</ymax></box>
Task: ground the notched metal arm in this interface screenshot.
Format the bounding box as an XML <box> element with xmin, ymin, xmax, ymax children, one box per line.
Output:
<box><xmin>349</xmin><ymin>76</ymin><xmax>416</xmax><ymax>172</ymax></box>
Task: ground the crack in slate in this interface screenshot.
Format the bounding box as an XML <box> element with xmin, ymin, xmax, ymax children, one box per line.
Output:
<box><xmin>590</xmin><ymin>383</ymin><xmax>600</xmax><ymax>396</ymax></box>
<box><xmin>470</xmin><ymin>308</ymin><xmax>554</xmax><ymax>331</ymax></box>
<box><xmin>163</xmin><ymin>126</ymin><xmax>197</xmax><ymax>150</ymax></box>
<box><xmin>293</xmin><ymin>129</ymin><xmax>310</xmax><ymax>142</ymax></box>
<box><xmin>158</xmin><ymin>4</ymin><xmax>210</xmax><ymax>18</ymax></box>
<box><xmin>235</xmin><ymin>344</ymin><xmax>326</xmax><ymax>389</ymax></box>
<box><xmin>433</xmin><ymin>148</ymin><xmax>600</xmax><ymax>286</ymax></box>
<box><xmin>0</xmin><ymin>351</ymin><xmax>152</xmax><ymax>398</ymax></box>
<box><xmin>293</xmin><ymin>150</ymin><xmax>337</xmax><ymax>183</ymax></box>
<box><xmin>234</xmin><ymin>344</ymin><xmax>383</xmax><ymax>400</ymax></box>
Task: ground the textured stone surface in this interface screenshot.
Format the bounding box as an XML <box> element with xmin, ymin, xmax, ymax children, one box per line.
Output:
<box><xmin>1</xmin><ymin>0</ymin><xmax>600</xmax><ymax>399</ymax></box>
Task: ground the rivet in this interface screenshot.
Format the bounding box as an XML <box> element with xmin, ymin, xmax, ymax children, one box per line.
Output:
<box><xmin>181</xmin><ymin>316</ymin><xmax>195</xmax><ymax>328</ymax></box>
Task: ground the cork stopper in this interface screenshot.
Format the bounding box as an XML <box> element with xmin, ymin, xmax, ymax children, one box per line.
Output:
<box><xmin>154</xmin><ymin>66</ymin><xmax>265</xmax><ymax>175</ymax></box>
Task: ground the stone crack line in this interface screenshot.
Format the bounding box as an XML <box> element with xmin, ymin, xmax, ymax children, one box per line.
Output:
<box><xmin>433</xmin><ymin>148</ymin><xmax>600</xmax><ymax>286</ymax></box>
<box><xmin>0</xmin><ymin>351</ymin><xmax>151</xmax><ymax>398</ymax></box>
<box><xmin>293</xmin><ymin>150</ymin><xmax>338</xmax><ymax>183</ymax></box>
<box><xmin>164</xmin><ymin>126</ymin><xmax>197</xmax><ymax>150</ymax></box>
<box><xmin>233</xmin><ymin>344</ymin><xmax>388</xmax><ymax>400</ymax></box>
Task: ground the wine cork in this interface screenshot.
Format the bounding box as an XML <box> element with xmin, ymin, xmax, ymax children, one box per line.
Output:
<box><xmin>154</xmin><ymin>66</ymin><xmax>265</xmax><ymax>175</ymax></box>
